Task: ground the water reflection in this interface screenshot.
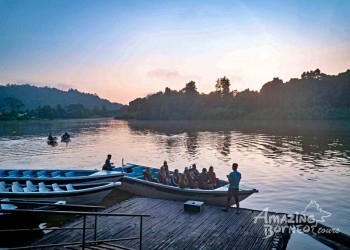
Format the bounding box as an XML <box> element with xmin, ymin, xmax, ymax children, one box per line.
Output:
<box><xmin>0</xmin><ymin>119</ymin><xmax>349</xmax><ymax>234</ymax></box>
<box><xmin>127</xmin><ymin>120</ymin><xmax>350</xmax><ymax>170</ymax></box>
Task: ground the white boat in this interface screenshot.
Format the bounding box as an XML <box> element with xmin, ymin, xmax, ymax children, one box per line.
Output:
<box><xmin>0</xmin><ymin>169</ymin><xmax>124</xmax><ymax>185</ymax></box>
<box><xmin>0</xmin><ymin>181</ymin><xmax>120</xmax><ymax>205</ymax></box>
<box><xmin>118</xmin><ymin>163</ymin><xmax>258</xmax><ymax>206</ymax></box>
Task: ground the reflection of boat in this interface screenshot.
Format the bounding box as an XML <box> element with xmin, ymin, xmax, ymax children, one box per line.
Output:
<box><xmin>118</xmin><ymin>163</ymin><xmax>258</xmax><ymax>206</ymax></box>
<box><xmin>0</xmin><ymin>181</ymin><xmax>121</xmax><ymax>205</ymax></box>
<box><xmin>0</xmin><ymin>169</ymin><xmax>124</xmax><ymax>184</ymax></box>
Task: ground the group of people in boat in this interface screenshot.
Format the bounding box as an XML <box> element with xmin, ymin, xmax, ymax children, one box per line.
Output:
<box><xmin>143</xmin><ymin>161</ymin><xmax>218</xmax><ymax>190</ymax></box>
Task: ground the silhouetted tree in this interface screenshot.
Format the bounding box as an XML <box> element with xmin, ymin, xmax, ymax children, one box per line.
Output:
<box><xmin>215</xmin><ymin>77</ymin><xmax>230</xmax><ymax>96</ymax></box>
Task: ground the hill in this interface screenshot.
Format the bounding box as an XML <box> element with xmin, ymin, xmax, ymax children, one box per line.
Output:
<box><xmin>0</xmin><ymin>84</ymin><xmax>122</xmax><ymax>110</ymax></box>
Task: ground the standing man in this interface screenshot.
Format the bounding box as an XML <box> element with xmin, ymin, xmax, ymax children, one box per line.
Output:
<box><xmin>102</xmin><ymin>154</ymin><xmax>113</xmax><ymax>170</ymax></box>
<box><xmin>222</xmin><ymin>163</ymin><xmax>241</xmax><ymax>214</ymax></box>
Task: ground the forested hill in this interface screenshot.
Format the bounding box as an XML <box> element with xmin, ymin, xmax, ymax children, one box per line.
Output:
<box><xmin>0</xmin><ymin>84</ymin><xmax>122</xmax><ymax>110</ymax></box>
<box><xmin>118</xmin><ymin>69</ymin><xmax>350</xmax><ymax>120</ymax></box>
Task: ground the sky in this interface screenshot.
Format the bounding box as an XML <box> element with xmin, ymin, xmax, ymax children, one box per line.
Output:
<box><xmin>0</xmin><ymin>0</ymin><xmax>349</xmax><ymax>104</ymax></box>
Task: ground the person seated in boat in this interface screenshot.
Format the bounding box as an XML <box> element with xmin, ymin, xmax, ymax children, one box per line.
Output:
<box><xmin>143</xmin><ymin>167</ymin><xmax>152</xmax><ymax>181</ymax></box>
<box><xmin>48</xmin><ymin>133</ymin><xmax>53</xmax><ymax>140</ymax></box>
<box><xmin>162</xmin><ymin>161</ymin><xmax>171</xmax><ymax>183</ymax></box>
<box><xmin>207</xmin><ymin>166</ymin><xmax>218</xmax><ymax>188</ymax></box>
<box><xmin>63</xmin><ymin>132</ymin><xmax>70</xmax><ymax>138</ymax></box>
<box><xmin>157</xmin><ymin>166</ymin><xmax>168</xmax><ymax>185</ymax></box>
<box><xmin>102</xmin><ymin>154</ymin><xmax>114</xmax><ymax>171</ymax></box>
<box><xmin>178</xmin><ymin>167</ymin><xmax>190</xmax><ymax>188</ymax></box>
<box><xmin>188</xmin><ymin>164</ymin><xmax>199</xmax><ymax>188</ymax></box>
<box><xmin>198</xmin><ymin>168</ymin><xmax>214</xmax><ymax>190</ymax></box>
<box><xmin>171</xmin><ymin>169</ymin><xmax>180</xmax><ymax>186</ymax></box>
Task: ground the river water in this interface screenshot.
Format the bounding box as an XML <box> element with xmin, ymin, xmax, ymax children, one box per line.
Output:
<box><xmin>0</xmin><ymin>119</ymin><xmax>349</xmax><ymax>239</ymax></box>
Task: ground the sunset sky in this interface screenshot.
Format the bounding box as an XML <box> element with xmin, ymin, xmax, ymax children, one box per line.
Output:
<box><xmin>1</xmin><ymin>0</ymin><xmax>349</xmax><ymax>104</ymax></box>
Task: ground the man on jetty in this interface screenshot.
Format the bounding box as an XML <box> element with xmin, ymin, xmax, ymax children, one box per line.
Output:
<box><xmin>222</xmin><ymin>163</ymin><xmax>241</xmax><ymax>214</ymax></box>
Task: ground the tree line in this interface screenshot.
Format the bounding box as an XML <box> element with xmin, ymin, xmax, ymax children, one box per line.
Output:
<box><xmin>117</xmin><ymin>69</ymin><xmax>350</xmax><ymax>120</ymax></box>
<box><xmin>0</xmin><ymin>99</ymin><xmax>118</xmax><ymax>120</ymax></box>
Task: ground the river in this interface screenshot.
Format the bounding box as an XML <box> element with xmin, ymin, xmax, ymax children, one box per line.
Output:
<box><xmin>0</xmin><ymin>118</ymin><xmax>349</xmax><ymax>245</ymax></box>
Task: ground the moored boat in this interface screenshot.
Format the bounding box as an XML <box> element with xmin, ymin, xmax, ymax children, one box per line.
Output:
<box><xmin>118</xmin><ymin>163</ymin><xmax>258</xmax><ymax>206</ymax></box>
<box><xmin>0</xmin><ymin>181</ymin><xmax>120</xmax><ymax>205</ymax></box>
<box><xmin>0</xmin><ymin>169</ymin><xmax>124</xmax><ymax>184</ymax></box>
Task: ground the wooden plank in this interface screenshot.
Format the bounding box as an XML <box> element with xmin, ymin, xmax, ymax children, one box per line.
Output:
<box><xmin>33</xmin><ymin>197</ymin><xmax>293</xmax><ymax>250</ymax></box>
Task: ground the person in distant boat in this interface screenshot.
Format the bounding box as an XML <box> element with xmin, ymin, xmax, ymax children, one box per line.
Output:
<box><xmin>207</xmin><ymin>166</ymin><xmax>218</xmax><ymax>188</ymax></box>
<box><xmin>63</xmin><ymin>132</ymin><xmax>70</xmax><ymax>138</ymax></box>
<box><xmin>143</xmin><ymin>167</ymin><xmax>152</xmax><ymax>181</ymax></box>
<box><xmin>48</xmin><ymin>133</ymin><xmax>53</xmax><ymax>140</ymax></box>
<box><xmin>102</xmin><ymin>154</ymin><xmax>114</xmax><ymax>171</ymax></box>
<box><xmin>171</xmin><ymin>169</ymin><xmax>180</xmax><ymax>186</ymax></box>
<box><xmin>198</xmin><ymin>168</ymin><xmax>214</xmax><ymax>190</ymax></box>
<box><xmin>178</xmin><ymin>167</ymin><xmax>190</xmax><ymax>188</ymax></box>
<box><xmin>157</xmin><ymin>166</ymin><xmax>168</xmax><ymax>185</ymax></box>
<box><xmin>222</xmin><ymin>163</ymin><xmax>241</xmax><ymax>214</ymax></box>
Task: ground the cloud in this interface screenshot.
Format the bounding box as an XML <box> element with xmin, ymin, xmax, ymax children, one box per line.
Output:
<box><xmin>147</xmin><ymin>69</ymin><xmax>181</xmax><ymax>79</ymax></box>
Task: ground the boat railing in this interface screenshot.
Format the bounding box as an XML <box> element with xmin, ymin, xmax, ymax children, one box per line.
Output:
<box><xmin>0</xmin><ymin>207</ymin><xmax>150</xmax><ymax>250</ymax></box>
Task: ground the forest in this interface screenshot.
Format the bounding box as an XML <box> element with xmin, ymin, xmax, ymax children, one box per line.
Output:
<box><xmin>0</xmin><ymin>84</ymin><xmax>122</xmax><ymax>120</ymax></box>
<box><xmin>117</xmin><ymin>69</ymin><xmax>350</xmax><ymax>120</ymax></box>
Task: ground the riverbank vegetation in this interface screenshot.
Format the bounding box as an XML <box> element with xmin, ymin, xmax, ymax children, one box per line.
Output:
<box><xmin>0</xmin><ymin>101</ymin><xmax>119</xmax><ymax>121</ymax></box>
<box><xmin>117</xmin><ymin>69</ymin><xmax>350</xmax><ymax>120</ymax></box>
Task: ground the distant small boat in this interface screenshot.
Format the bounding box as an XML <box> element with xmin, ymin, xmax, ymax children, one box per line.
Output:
<box><xmin>61</xmin><ymin>133</ymin><xmax>71</xmax><ymax>142</ymax></box>
<box><xmin>0</xmin><ymin>181</ymin><xmax>120</xmax><ymax>205</ymax></box>
<box><xmin>118</xmin><ymin>163</ymin><xmax>258</xmax><ymax>206</ymax></box>
<box><xmin>47</xmin><ymin>136</ymin><xmax>57</xmax><ymax>143</ymax></box>
<box><xmin>0</xmin><ymin>169</ymin><xmax>124</xmax><ymax>184</ymax></box>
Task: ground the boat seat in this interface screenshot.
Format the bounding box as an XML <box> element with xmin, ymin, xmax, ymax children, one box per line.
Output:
<box><xmin>52</xmin><ymin>183</ymin><xmax>64</xmax><ymax>192</ymax></box>
<box><xmin>23</xmin><ymin>187</ymin><xmax>33</xmax><ymax>192</ymax></box>
<box><xmin>37</xmin><ymin>170</ymin><xmax>47</xmax><ymax>178</ymax></box>
<box><xmin>1</xmin><ymin>198</ymin><xmax>18</xmax><ymax>210</ymax></box>
<box><xmin>22</xmin><ymin>170</ymin><xmax>33</xmax><ymax>177</ymax></box>
<box><xmin>26</xmin><ymin>180</ymin><xmax>38</xmax><ymax>191</ymax></box>
<box><xmin>39</xmin><ymin>187</ymin><xmax>51</xmax><ymax>192</ymax></box>
<box><xmin>38</xmin><ymin>182</ymin><xmax>51</xmax><ymax>192</ymax></box>
<box><xmin>65</xmin><ymin>171</ymin><xmax>75</xmax><ymax>177</ymax></box>
<box><xmin>12</xmin><ymin>184</ymin><xmax>24</xmax><ymax>192</ymax></box>
<box><xmin>13</xmin><ymin>181</ymin><xmax>21</xmax><ymax>188</ymax></box>
<box><xmin>0</xmin><ymin>185</ymin><xmax>9</xmax><ymax>192</ymax></box>
<box><xmin>66</xmin><ymin>184</ymin><xmax>75</xmax><ymax>191</ymax></box>
<box><xmin>8</xmin><ymin>170</ymin><xmax>20</xmax><ymax>177</ymax></box>
<box><xmin>51</xmin><ymin>171</ymin><xmax>61</xmax><ymax>178</ymax></box>
<box><xmin>0</xmin><ymin>181</ymin><xmax>7</xmax><ymax>188</ymax></box>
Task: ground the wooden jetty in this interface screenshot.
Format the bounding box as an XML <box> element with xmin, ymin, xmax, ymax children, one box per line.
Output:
<box><xmin>32</xmin><ymin>197</ymin><xmax>290</xmax><ymax>250</ymax></box>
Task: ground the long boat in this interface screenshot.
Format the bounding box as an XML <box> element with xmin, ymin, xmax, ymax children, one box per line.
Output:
<box><xmin>0</xmin><ymin>181</ymin><xmax>120</xmax><ymax>205</ymax></box>
<box><xmin>118</xmin><ymin>163</ymin><xmax>258</xmax><ymax>206</ymax></box>
<box><xmin>0</xmin><ymin>169</ymin><xmax>124</xmax><ymax>184</ymax></box>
